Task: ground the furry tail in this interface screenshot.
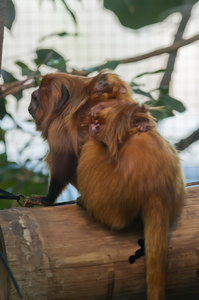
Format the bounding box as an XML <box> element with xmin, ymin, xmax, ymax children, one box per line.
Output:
<box><xmin>143</xmin><ymin>198</ymin><xmax>170</xmax><ymax>300</ymax></box>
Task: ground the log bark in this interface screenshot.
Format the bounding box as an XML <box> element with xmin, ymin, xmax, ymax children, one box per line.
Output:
<box><xmin>0</xmin><ymin>187</ymin><xmax>198</xmax><ymax>300</ymax></box>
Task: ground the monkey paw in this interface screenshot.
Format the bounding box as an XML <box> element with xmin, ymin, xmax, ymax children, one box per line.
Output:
<box><xmin>89</xmin><ymin>123</ymin><xmax>100</xmax><ymax>138</ymax></box>
<box><xmin>22</xmin><ymin>195</ymin><xmax>46</xmax><ymax>207</ymax></box>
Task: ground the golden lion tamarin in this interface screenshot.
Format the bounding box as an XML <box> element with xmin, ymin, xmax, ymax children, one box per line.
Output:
<box><xmin>28</xmin><ymin>71</ymin><xmax>186</xmax><ymax>300</ymax></box>
<box><xmin>28</xmin><ymin>72</ymin><xmax>132</xmax><ymax>204</ymax></box>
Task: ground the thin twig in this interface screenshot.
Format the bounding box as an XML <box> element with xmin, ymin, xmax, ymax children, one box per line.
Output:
<box><xmin>175</xmin><ymin>128</ymin><xmax>199</xmax><ymax>151</ymax></box>
<box><xmin>0</xmin><ymin>81</ymin><xmax>36</xmax><ymax>98</ymax></box>
<box><xmin>160</xmin><ymin>2</ymin><xmax>194</xmax><ymax>90</ymax></box>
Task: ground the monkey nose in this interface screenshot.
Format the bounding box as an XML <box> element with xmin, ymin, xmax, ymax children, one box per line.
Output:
<box><xmin>28</xmin><ymin>106</ymin><xmax>32</xmax><ymax>115</ymax></box>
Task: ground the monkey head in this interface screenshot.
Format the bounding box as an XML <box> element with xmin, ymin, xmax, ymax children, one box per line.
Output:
<box><xmin>28</xmin><ymin>74</ymin><xmax>89</xmax><ymax>134</ymax></box>
<box><xmin>89</xmin><ymin>71</ymin><xmax>132</xmax><ymax>101</ymax></box>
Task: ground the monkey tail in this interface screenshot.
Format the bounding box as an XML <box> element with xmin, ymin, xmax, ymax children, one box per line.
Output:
<box><xmin>143</xmin><ymin>198</ymin><xmax>170</xmax><ymax>300</ymax></box>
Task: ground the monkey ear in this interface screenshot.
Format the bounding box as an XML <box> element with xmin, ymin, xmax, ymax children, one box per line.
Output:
<box><xmin>120</xmin><ymin>85</ymin><xmax>126</xmax><ymax>94</ymax></box>
<box><xmin>55</xmin><ymin>84</ymin><xmax>70</xmax><ymax>112</ymax></box>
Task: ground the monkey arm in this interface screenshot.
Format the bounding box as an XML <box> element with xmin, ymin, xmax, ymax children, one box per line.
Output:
<box><xmin>89</xmin><ymin>100</ymin><xmax>126</xmax><ymax>118</ymax></box>
<box><xmin>30</xmin><ymin>151</ymin><xmax>78</xmax><ymax>206</ymax></box>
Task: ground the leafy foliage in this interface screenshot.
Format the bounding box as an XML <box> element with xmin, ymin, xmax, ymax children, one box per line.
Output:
<box><xmin>16</xmin><ymin>61</ymin><xmax>39</xmax><ymax>76</ymax></box>
<box><xmin>35</xmin><ymin>49</ymin><xmax>67</xmax><ymax>72</ymax></box>
<box><xmin>131</xmin><ymin>70</ymin><xmax>186</xmax><ymax>120</ymax></box>
<box><xmin>0</xmin><ymin>152</ymin><xmax>48</xmax><ymax>209</ymax></box>
<box><xmin>39</xmin><ymin>31</ymin><xmax>78</xmax><ymax>42</ymax></box>
<box><xmin>0</xmin><ymin>99</ymin><xmax>7</xmax><ymax>120</ymax></box>
<box><xmin>84</xmin><ymin>60</ymin><xmax>121</xmax><ymax>74</ymax></box>
<box><xmin>104</xmin><ymin>0</ymin><xmax>197</xmax><ymax>29</ymax></box>
<box><xmin>5</xmin><ymin>0</ymin><xmax>15</xmax><ymax>30</ymax></box>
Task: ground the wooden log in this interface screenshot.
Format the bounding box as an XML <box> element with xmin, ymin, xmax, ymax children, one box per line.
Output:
<box><xmin>0</xmin><ymin>186</ymin><xmax>199</xmax><ymax>300</ymax></box>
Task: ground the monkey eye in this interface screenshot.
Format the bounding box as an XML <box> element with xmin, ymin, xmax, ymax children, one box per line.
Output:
<box><xmin>32</xmin><ymin>93</ymin><xmax>38</xmax><ymax>105</ymax></box>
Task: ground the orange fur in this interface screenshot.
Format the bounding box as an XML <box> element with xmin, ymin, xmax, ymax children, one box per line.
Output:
<box><xmin>77</xmin><ymin>103</ymin><xmax>186</xmax><ymax>300</ymax></box>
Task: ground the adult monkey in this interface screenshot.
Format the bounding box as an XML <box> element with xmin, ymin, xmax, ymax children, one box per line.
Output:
<box><xmin>28</xmin><ymin>72</ymin><xmax>133</xmax><ymax>204</ymax></box>
<box><xmin>28</xmin><ymin>71</ymin><xmax>186</xmax><ymax>300</ymax></box>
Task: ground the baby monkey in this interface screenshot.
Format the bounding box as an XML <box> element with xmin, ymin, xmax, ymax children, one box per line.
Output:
<box><xmin>77</xmin><ymin>101</ymin><xmax>186</xmax><ymax>300</ymax></box>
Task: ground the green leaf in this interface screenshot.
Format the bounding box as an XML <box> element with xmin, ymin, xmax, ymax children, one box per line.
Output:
<box><xmin>1</xmin><ymin>163</ymin><xmax>21</xmax><ymax>171</ymax></box>
<box><xmin>16</xmin><ymin>61</ymin><xmax>38</xmax><ymax>76</ymax></box>
<box><xmin>104</xmin><ymin>0</ymin><xmax>186</xmax><ymax>30</ymax></box>
<box><xmin>130</xmin><ymin>81</ymin><xmax>145</xmax><ymax>89</ymax></box>
<box><xmin>85</xmin><ymin>60</ymin><xmax>120</xmax><ymax>74</ymax></box>
<box><xmin>1</xmin><ymin>69</ymin><xmax>17</xmax><ymax>83</ymax></box>
<box><xmin>0</xmin><ymin>99</ymin><xmax>7</xmax><ymax>120</ymax></box>
<box><xmin>146</xmin><ymin>95</ymin><xmax>185</xmax><ymax>120</ymax></box>
<box><xmin>34</xmin><ymin>49</ymin><xmax>67</xmax><ymax>72</ymax></box>
<box><xmin>146</xmin><ymin>98</ymin><xmax>174</xmax><ymax>119</ymax></box>
<box><xmin>34</xmin><ymin>77</ymin><xmax>42</xmax><ymax>87</ymax></box>
<box><xmin>0</xmin><ymin>153</ymin><xmax>8</xmax><ymax>167</ymax></box>
<box><xmin>133</xmin><ymin>69</ymin><xmax>168</xmax><ymax>79</ymax></box>
<box><xmin>0</xmin><ymin>128</ymin><xmax>5</xmax><ymax>142</ymax></box>
<box><xmin>39</xmin><ymin>31</ymin><xmax>78</xmax><ymax>42</ymax></box>
<box><xmin>1</xmin><ymin>69</ymin><xmax>23</xmax><ymax>101</ymax></box>
<box><xmin>60</xmin><ymin>0</ymin><xmax>77</xmax><ymax>25</ymax></box>
<box><xmin>159</xmin><ymin>94</ymin><xmax>186</xmax><ymax>113</ymax></box>
<box><xmin>13</xmin><ymin>91</ymin><xmax>23</xmax><ymax>102</ymax></box>
<box><xmin>150</xmin><ymin>108</ymin><xmax>174</xmax><ymax>120</ymax></box>
<box><xmin>133</xmin><ymin>88</ymin><xmax>154</xmax><ymax>100</ymax></box>
<box><xmin>5</xmin><ymin>0</ymin><xmax>15</xmax><ymax>30</ymax></box>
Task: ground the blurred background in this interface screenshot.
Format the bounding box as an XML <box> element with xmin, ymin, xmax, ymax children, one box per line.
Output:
<box><xmin>0</xmin><ymin>0</ymin><xmax>199</xmax><ymax>207</ymax></box>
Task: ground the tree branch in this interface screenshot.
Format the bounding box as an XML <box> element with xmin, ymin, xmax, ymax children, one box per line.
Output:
<box><xmin>175</xmin><ymin>128</ymin><xmax>199</xmax><ymax>151</ymax></box>
<box><xmin>160</xmin><ymin>1</ymin><xmax>195</xmax><ymax>89</ymax></box>
<box><xmin>0</xmin><ymin>79</ymin><xmax>36</xmax><ymax>98</ymax></box>
<box><xmin>107</xmin><ymin>33</ymin><xmax>199</xmax><ymax>65</ymax></box>
<box><xmin>1</xmin><ymin>33</ymin><xmax>199</xmax><ymax>100</ymax></box>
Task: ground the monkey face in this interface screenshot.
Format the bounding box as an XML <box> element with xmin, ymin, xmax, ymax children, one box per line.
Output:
<box><xmin>28</xmin><ymin>90</ymin><xmax>39</xmax><ymax>119</ymax></box>
<box><xmin>28</xmin><ymin>76</ymin><xmax>71</xmax><ymax>132</ymax></box>
<box><xmin>91</xmin><ymin>72</ymin><xmax>129</xmax><ymax>97</ymax></box>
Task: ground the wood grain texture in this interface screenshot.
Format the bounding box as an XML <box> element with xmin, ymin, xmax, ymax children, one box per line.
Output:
<box><xmin>0</xmin><ymin>186</ymin><xmax>198</xmax><ymax>300</ymax></box>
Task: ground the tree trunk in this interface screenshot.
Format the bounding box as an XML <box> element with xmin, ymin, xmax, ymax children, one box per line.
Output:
<box><xmin>0</xmin><ymin>187</ymin><xmax>198</xmax><ymax>300</ymax></box>
<box><xmin>0</xmin><ymin>0</ymin><xmax>6</xmax><ymax>74</ymax></box>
